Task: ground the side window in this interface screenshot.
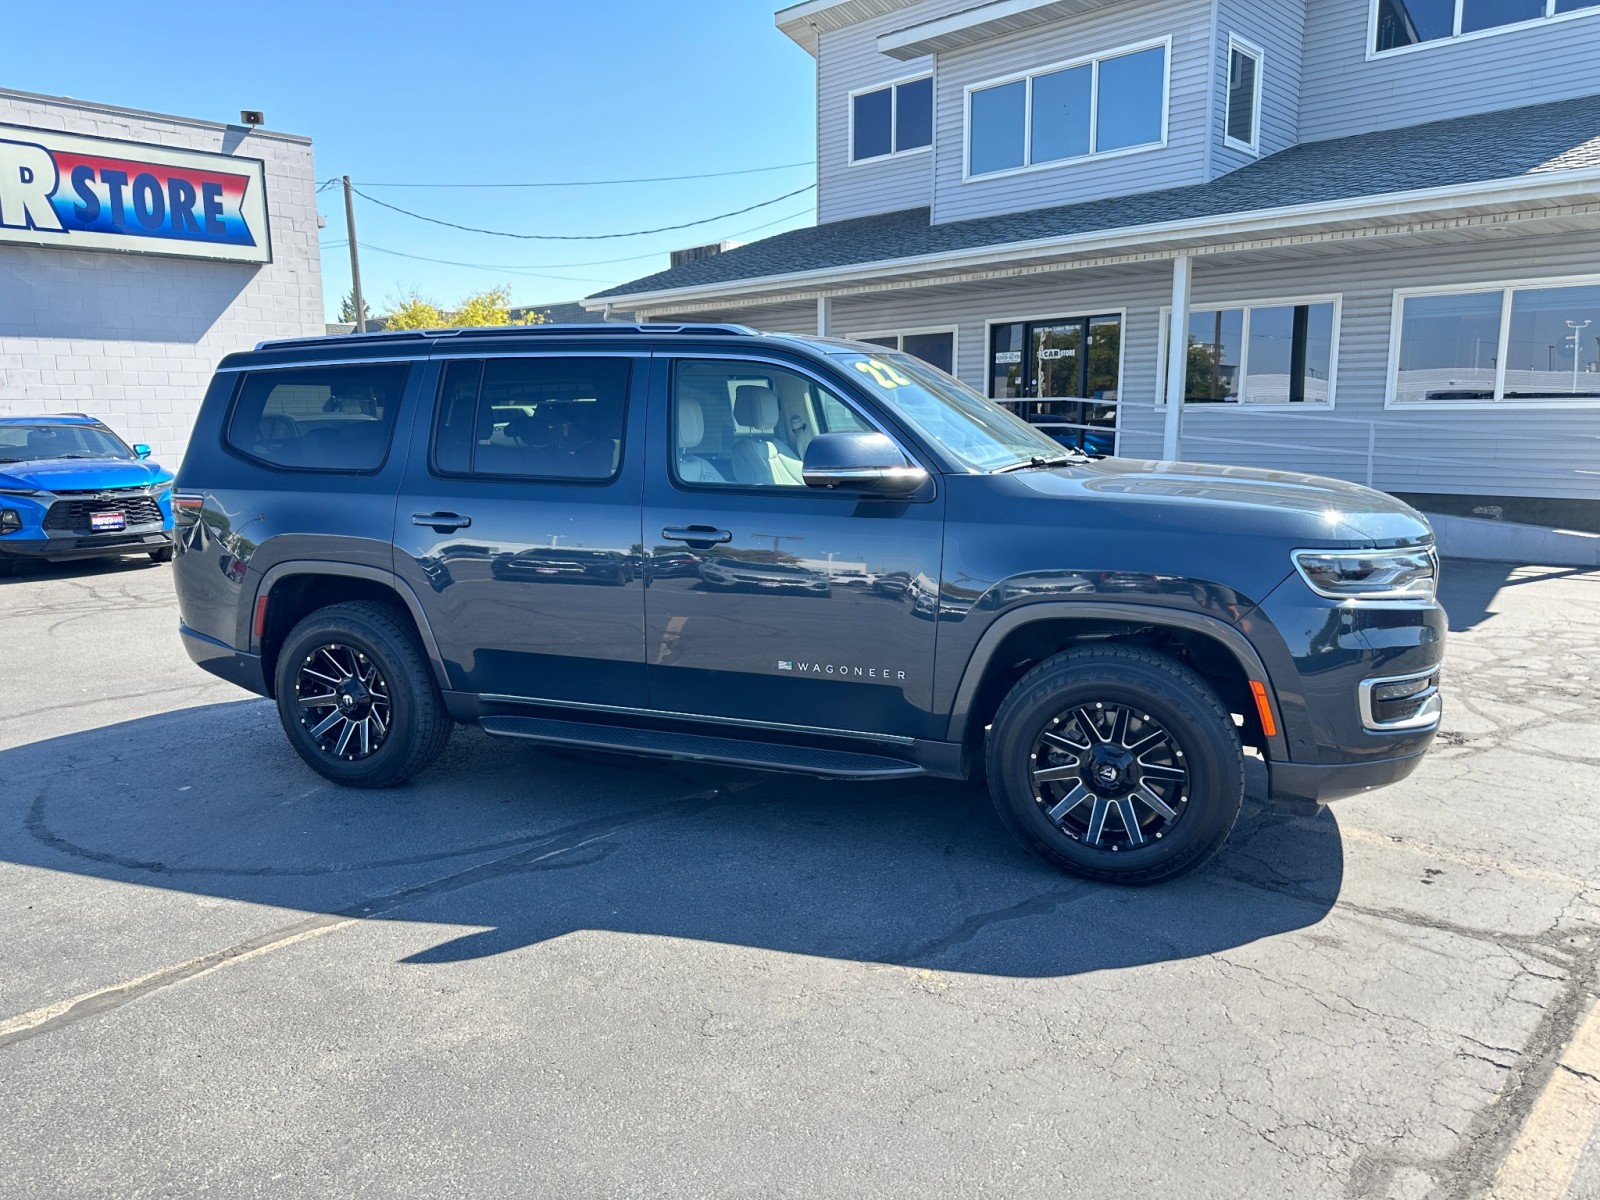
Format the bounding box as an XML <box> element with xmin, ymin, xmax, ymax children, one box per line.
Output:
<box><xmin>671</xmin><ymin>359</ymin><xmax>871</xmax><ymax>489</ymax></box>
<box><xmin>431</xmin><ymin>356</ymin><xmax>631</xmax><ymax>481</ymax></box>
<box><xmin>226</xmin><ymin>363</ymin><xmax>409</xmax><ymax>472</ymax></box>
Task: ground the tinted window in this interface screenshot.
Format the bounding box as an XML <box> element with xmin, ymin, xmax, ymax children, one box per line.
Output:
<box><xmin>1095</xmin><ymin>47</ymin><xmax>1166</xmax><ymax>152</ymax></box>
<box><xmin>1395</xmin><ymin>291</ymin><xmax>1503</xmax><ymax>403</ymax></box>
<box><xmin>433</xmin><ymin>356</ymin><xmax>630</xmax><ymax>480</ymax></box>
<box><xmin>852</xmin><ymin>88</ymin><xmax>893</xmax><ymax>161</ymax></box>
<box><xmin>1226</xmin><ymin>46</ymin><xmax>1259</xmax><ymax>148</ymax></box>
<box><xmin>227</xmin><ymin>364</ymin><xmax>408</xmax><ymax>472</ymax></box>
<box><xmin>1375</xmin><ymin>0</ymin><xmax>1456</xmax><ymax>48</ymax></box>
<box><xmin>970</xmin><ymin>81</ymin><xmax>1027</xmax><ymax>175</ymax></box>
<box><xmin>1030</xmin><ymin>65</ymin><xmax>1092</xmax><ymax>164</ymax></box>
<box><xmin>1461</xmin><ymin>0</ymin><xmax>1544</xmax><ymax>31</ymax></box>
<box><xmin>896</xmin><ymin>77</ymin><xmax>933</xmax><ymax>152</ymax></box>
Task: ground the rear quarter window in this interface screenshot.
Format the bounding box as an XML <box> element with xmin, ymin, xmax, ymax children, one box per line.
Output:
<box><xmin>226</xmin><ymin>363</ymin><xmax>410</xmax><ymax>473</ymax></box>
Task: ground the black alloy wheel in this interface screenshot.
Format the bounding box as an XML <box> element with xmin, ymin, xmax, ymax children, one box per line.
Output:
<box><xmin>273</xmin><ymin>601</ymin><xmax>452</xmax><ymax>788</ymax></box>
<box><xmin>295</xmin><ymin>643</ymin><xmax>392</xmax><ymax>761</ymax></box>
<box><xmin>986</xmin><ymin>645</ymin><xmax>1244</xmax><ymax>884</ymax></box>
<box><xmin>1029</xmin><ymin>702</ymin><xmax>1189</xmax><ymax>852</ymax></box>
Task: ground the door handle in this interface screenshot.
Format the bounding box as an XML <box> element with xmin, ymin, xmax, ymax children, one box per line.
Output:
<box><xmin>662</xmin><ymin>525</ymin><xmax>732</xmax><ymax>546</ymax></box>
<box><xmin>412</xmin><ymin>512</ymin><xmax>472</xmax><ymax>531</ymax></box>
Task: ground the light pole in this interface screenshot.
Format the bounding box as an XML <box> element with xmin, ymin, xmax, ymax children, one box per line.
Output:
<box><xmin>1567</xmin><ymin>320</ymin><xmax>1592</xmax><ymax>395</ymax></box>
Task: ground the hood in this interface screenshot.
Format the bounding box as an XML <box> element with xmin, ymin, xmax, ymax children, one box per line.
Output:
<box><xmin>1009</xmin><ymin>458</ymin><xmax>1433</xmax><ymax>548</ymax></box>
<box><xmin>0</xmin><ymin>456</ymin><xmax>173</xmax><ymax>493</ymax></box>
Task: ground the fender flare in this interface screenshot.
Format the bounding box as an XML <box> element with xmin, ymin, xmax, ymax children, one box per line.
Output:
<box><xmin>943</xmin><ymin>601</ymin><xmax>1288</xmax><ymax>760</ymax></box>
<box><xmin>251</xmin><ymin>560</ymin><xmax>451</xmax><ymax>692</ymax></box>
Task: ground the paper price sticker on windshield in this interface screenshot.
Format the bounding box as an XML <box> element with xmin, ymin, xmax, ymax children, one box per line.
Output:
<box><xmin>853</xmin><ymin>359</ymin><xmax>913</xmax><ymax>389</ymax></box>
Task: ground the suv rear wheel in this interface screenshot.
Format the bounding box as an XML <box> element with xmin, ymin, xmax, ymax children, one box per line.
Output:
<box><xmin>985</xmin><ymin>645</ymin><xmax>1244</xmax><ymax>884</ymax></box>
<box><xmin>273</xmin><ymin>601</ymin><xmax>452</xmax><ymax>788</ymax></box>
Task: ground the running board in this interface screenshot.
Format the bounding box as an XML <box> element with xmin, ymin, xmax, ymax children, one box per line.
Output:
<box><xmin>477</xmin><ymin>715</ymin><xmax>925</xmax><ymax>780</ymax></box>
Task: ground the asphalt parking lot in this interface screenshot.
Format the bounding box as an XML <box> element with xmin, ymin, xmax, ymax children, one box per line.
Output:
<box><xmin>2</xmin><ymin>555</ymin><xmax>1599</xmax><ymax>1199</ymax></box>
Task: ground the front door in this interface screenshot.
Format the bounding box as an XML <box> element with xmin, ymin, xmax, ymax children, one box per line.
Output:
<box><xmin>989</xmin><ymin>313</ymin><xmax>1122</xmax><ymax>454</ymax></box>
<box><xmin>394</xmin><ymin>350</ymin><xmax>648</xmax><ymax>703</ymax></box>
<box><xmin>642</xmin><ymin>354</ymin><xmax>945</xmax><ymax>740</ymax></box>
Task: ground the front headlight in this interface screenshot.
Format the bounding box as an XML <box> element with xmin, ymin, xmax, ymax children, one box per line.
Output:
<box><xmin>1292</xmin><ymin>547</ymin><xmax>1438</xmax><ymax>600</ymax></box>
<box><xmin>0</xmin><ymin>487</ymin><xmax>41</xmax><ymax>497</ymax></box>
<box><xmin>150</xmin><ymin>482</ymin><xmax>173</xmax><ymax>496</ymax></box>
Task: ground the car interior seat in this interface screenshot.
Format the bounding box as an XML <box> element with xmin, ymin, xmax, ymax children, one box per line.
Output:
<box><xmin>677</xmin><ymin>397</ymin><xmax>726</xmax><ymax>483</ymax></box>
<box><xmin>730</xmin><ymin>385</ymin><xmax>804</xmax><ymax>486</ymax></box>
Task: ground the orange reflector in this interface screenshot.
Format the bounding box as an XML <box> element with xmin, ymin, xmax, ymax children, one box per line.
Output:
<box><xmin>253</xmin><ymin>595</ymin><xmax>269</xmax><ymax>640</ymax></box>
<box><xmin>1249</xmin><ymin>680</ymin><xmax>1278</xmax><ymax>739</ymax></box>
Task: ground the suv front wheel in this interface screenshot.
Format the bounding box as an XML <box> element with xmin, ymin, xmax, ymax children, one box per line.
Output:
<box><xmin>273</xmin><ymin>601</ymin><xmax>452</xmax><ymax>788</ymax></box>
<box><xmin>986</xmin><ymin>645</ymin><xmax>1244</xmax><ymax>884</ymax></box>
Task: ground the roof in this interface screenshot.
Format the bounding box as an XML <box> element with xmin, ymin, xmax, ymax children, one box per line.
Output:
<box><xmin>589</xmin><ymin>92</ymin><xmax>1600</xmax><ymax>304</ymax></box>
<box><xmin>0</xmin><ymin>414</ymin><xmax>104</xmax><ymax>426</ymax></box>
<box><xmin>510</xmin><ymin>300</ymin><xmax>611</xmax><ymax>325</ymax></box>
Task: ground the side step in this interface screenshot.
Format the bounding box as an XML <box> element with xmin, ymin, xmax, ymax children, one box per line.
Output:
<box><xmin>477</xmin><ymin>714</ymin><xmax>925</xmax><ymax>780</ymax></box>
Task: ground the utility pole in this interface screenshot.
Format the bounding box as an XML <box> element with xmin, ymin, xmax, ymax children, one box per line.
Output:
<box><xmin>342</xmin><ymin>176</ymin><xmax>367</xmax><ymax>333</ymax></box>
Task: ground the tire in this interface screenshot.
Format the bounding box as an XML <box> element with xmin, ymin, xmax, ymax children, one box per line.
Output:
<box><xmin>985</xmin><ymin>645</ymin><xmax>1243</xmax><ymax>885</ymax></box>
<box><xmin>0</xmin><ymin>555</ymin><xmax>14</xmax><ymax>577</ymax></box>
<box><xmin>273</xmin><ymin>601</ymin><xmax>452</xmax><ymax>788</ymax></box>
<box><xmin>149</xmin><ymin>545</ymin><xmax>174</xmax><ymax>564</ymax></box>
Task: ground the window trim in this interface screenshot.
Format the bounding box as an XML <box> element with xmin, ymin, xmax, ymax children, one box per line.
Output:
<box><xmin>1155</xmin><ymin>293</ymin><xmax>1344</xmax><ymax>409</ymax></box>
<box><xmin>222</xmin><ymin>362</ymin><xmax>412</xmax><ymax>476</ymax></box>
<box><xmin>845</xmin><ymin>325</ymin><xmax>959</xmax><ymax>371</ymax></box>
<box><xmin>961</xmin><ymin>35</ymin><xmax>1172</xmax><ymax>183</ymax></box>
<box><xmin>662</xmin><ymin>352</ymin><xmax>934</xmax><ymax>498</ymax></box>
<box><xmin>1223</xmin><ymin>34</ymin><xmax>1264</xmax><ymax>157</ymax></box>
<box><xmin>1367</xmin><ymin>0</ymin><xmax>1600</xmax><ymax>61</ymax></box>
<box><xmin>847</xmin><ymin>73</ymin><xmax>935</xmax><ymax>166</ymax></box>
<box><xmin>425</xmin><ymin>352</ymin><xmax>635</xmax><ymax>486</ymax></box>
<box><xmin>1384</xmin><ymin>273</ymin><xmax>1600</xmax><ymax>410</ymax></box>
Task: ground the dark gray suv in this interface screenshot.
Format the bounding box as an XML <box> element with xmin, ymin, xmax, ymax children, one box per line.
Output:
<box><xmin>173</xmin><ymin>324</ymin><xmax>1444</xmax><ymax>884</ymax></box>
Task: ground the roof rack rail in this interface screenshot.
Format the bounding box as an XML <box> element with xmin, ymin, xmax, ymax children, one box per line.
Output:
<box><xmin>255</xmin><ymin>322</ymin><xmax>757</xmax><ymax>351</ymax></box>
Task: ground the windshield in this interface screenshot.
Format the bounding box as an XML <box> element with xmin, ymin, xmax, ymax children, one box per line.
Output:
<box><xmin>830</xmin><ymin>351</ymin><xmax>1070</xmax><ymax>473</ymax></box>
<box><xmin>0</xmin><ymin>424</ymin><xmax>136</xmax><ymax>464</ymax></box>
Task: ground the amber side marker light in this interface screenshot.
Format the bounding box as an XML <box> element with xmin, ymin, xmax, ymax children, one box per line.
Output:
<box><xmin>253</xmin><ymin>595</ymin><xmax>270</xmax><ymax>640</ymax></box>
<box><xmin>1249</xmin><ymin>680</ymin><xmax>1278</xmax><ymax>739</ymax></box>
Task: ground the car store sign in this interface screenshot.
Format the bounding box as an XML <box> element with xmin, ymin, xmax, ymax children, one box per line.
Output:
<box><xmin>0</xmin><ymin>125</ymin><xmax>270</xmax><ymax>263</ymax></box>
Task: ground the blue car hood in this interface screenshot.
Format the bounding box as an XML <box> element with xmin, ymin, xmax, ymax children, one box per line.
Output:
<box><xmin>0</xmin><ymin>457</ymin><xmax>173</xmax><ymax>492</ymax></box>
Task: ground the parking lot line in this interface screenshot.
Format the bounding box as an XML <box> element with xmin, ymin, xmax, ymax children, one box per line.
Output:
<box><xmin>1340</xmin><ymin>825</ymin><xmax>1600</xmax><ymax>893</ymax></box>
<box><xmin>1491</xmin><ymin>996</ymin><xmax>1600</xmax><ymax>1199</ymax></box>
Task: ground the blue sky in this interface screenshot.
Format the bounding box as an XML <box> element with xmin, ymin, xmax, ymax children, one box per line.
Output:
<box><xmin>6</xmin><ymin>1</ymin><xmax>818</xmax><ymax>319</ymax></box>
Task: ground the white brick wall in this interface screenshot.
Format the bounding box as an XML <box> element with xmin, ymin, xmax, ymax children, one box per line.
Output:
<box><xmin>0</xmin><ymin>89</ymin><xmax>324</xmax><ymax>464</ymax></box>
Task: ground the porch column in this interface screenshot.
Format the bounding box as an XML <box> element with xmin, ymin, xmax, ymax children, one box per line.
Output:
<box><xmin>816</xmin><ymin>296</ymin><xmax>833</xmax><ymax>338</ymax></box>
<box><xmin>1162</xmin><ymin>255</ymin><xmax>1192</xmax><ymax>461</ymax></box>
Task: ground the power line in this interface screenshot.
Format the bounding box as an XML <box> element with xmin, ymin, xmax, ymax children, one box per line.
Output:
<box><xmin>348</xmin><ymin>182</ymin><xmax>816</xmax><ymax>241</ymax></box>
<box><xmin>314</xmin><ymin>206</ymin><xmax>816</xmax><ymax>274</ymax></box>
<box><xmin>354</xmin><ymin>243</ymin><xmax>618</xmax><ymax>284</ymax></box>
<box><xmin>357</xmin><ymin>161</ymin><xmax>814</xmax><ymax>189</ymax></box>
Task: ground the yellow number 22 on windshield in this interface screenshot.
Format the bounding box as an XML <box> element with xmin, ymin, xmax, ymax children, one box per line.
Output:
<box><xmin>853</xmin><ymin>358</ymin><xmax>913</xmax><ymax>389</ymax></box>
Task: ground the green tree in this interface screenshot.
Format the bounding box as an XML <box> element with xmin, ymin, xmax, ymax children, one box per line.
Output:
<box><xmin>379</xmin><ymin>286</ymin><xmax>550</xmax><ymax>330</ymax></box>
<box><xmin>337</xmin><ymin>288</ymin><xmax>370</xmax><ymax>326</ymax></box>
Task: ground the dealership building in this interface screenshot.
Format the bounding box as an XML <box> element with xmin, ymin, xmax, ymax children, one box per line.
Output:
<box><xmin>0</xmin><ymin>88</ymin><xmax>323</xmax><ymax>463</ymax></box>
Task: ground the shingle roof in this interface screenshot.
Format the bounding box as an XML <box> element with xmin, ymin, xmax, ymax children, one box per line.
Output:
<box><xmin>510</xmin><ymin>300</ymin><xmax>609</xmax><ymax>325</ymax></box>
<box><xmin>589</xmin><ymin>93</ymin><xmax>1600</xmax><ymax>301</ymax></box>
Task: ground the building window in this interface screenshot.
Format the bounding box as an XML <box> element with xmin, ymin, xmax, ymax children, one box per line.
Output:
<box><xmin>988</xmin><ymin>314</ymin><xmax>1122</xmax><ymax>452</ymax></box>
<box><xmin>1224</xmin><ymin>37</ymin><xmax>1263</xmax><ymax>154</ymax></box>
<box><xmin>851</xmin><ymin>76</ymin><xmax>933</xmax><ymax>163</ymax></box>
<box><xmin>1392</xmin><ymin>281</ymin><xmax>1600</xmax><ymax>404</ymax></box>
<box><xmin>1161</xmin><ymin>300</ymin><xmax>1338</xmax><ymax>405</ymax></box>
<box><xmin>852</xmin><ymin>329</ymin><xmax>955</xmax><ymax>374</ymax></box>
<box><xmin>966</xmin><ymin>40</ymin><xmax>1169</xmax><ymax>179</ymax></box>
<box><xmin>1373</xmin><ymin>0</ymin><xmax>1600</xmax><ymax>54</ymax></box>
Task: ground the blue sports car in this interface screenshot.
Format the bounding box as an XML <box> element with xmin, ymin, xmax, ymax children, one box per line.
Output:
<box><xmin>0</xmin><ymin>414</ymin><xmax>175</xmax><ymax>576</ymax></box>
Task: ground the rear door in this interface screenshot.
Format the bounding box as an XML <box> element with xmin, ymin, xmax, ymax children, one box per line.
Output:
<box><xmin>642</xmin><ymin>352</ymin><xmax>946</xmax><ymax>740</ymax></box>
<box><xmin>394</xmin><ymin>348</ymin><xmax>649</xmax><ymax>703</ymax></box>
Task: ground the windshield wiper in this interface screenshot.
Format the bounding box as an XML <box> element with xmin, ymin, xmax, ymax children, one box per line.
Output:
<box><xmin>992</xmin><ymin>453</ymin><xmax>1088</xmax><ymax>474</ymax></box>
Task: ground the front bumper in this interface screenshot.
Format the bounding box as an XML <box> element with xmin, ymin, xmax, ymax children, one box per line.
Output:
<box><xmin>1269</xmin><ymin>743</ymin><xmax>1433</xmax><ymax>807</ymax></box>
<box><xmin>0</xmin><ymin>530</ymin><xmax>171</xmax><ymax>561</ymax></box>
<box><xmin>180</xmin><ymin>624</ymin><xmax>269</xmax><ymax>696</ymax></box>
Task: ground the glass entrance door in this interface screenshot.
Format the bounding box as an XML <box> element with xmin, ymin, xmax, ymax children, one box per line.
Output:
<box><xmin>989</xmin><ymin>313</ymin><xmax>1122</xmax><ymax>454</ymax></box>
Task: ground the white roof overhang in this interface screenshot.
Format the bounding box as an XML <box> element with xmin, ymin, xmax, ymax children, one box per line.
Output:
<box><xmin>878</xmin><ymin>0</ymin><xmax>1133</xmax><ymax>60</ymax></box>
<box><xmin>584</xmin><ymin>168</ymin><xmax>1600</xmax><ymax>314</ymax></box>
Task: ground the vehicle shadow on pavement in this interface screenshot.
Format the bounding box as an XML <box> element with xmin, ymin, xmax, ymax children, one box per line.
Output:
<box><xmin>1</xmin><ymin>699</ymin><xmax>1342</xmax><ymax>978</ymax></box>
<box><xmin>1437</xmin><ymin>557</ymin><xmax>1597</xmax><ymax>632</ymax></box>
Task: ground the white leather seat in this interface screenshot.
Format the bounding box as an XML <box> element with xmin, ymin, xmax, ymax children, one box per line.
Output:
<box><xmin>731</xmin><ymin>385</ymin><xmax>805</xmax><ymax>487</ymax></box>
<box><xmin>677</xmin><ymin>396</ymin><xmax>726</xmax><ymax>483</ymax></box>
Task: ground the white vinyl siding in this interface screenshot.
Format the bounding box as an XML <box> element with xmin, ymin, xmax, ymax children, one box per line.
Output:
<box><xmin>648</xmin><ymin>226</ymin><xmax>1600</xmax><ymax>502</ymax></box>
<box><xmin>1300</xmin><ymin>0</ymin><xmax>1600</xmax><ymax>140</ymax></box>
<box><xmin>931</xmin><ymin>0</ymin><xmax>1213</xmax><ymax>223</ymax></box>
<box><xmin>816</xmin><ymin>0</ymin><xmax>976</xmax><ymax>223</ymax></box>
<box><xmin>1211</xmin><ymin>0</ymin><xmax>1304</xmax><ymax>177</ymax></box>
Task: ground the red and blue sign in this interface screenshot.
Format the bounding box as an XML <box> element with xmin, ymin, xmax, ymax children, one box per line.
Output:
<box><xmin>0</xmin><ymin>125</ymin><xmax>271</xmax><ymax>264</ymax></box>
